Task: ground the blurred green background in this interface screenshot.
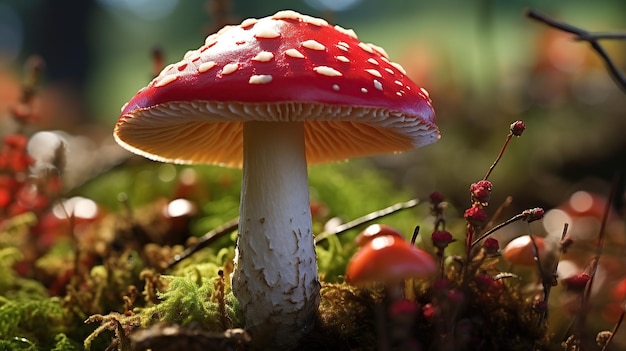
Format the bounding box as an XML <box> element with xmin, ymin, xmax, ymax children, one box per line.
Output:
<box><xmin>0</xmin><ymin>0</ymin><xmax>624</xmax><ymax>219</ymax></box>
<box><xmin>1</xmin><ymin>0</ymin><xmax>626</xmax><ymax>345</ymax></box>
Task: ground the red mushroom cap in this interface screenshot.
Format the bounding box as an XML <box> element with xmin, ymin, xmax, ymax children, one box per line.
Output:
<box><xmin>345</xmin><ymin>235</ymin><xmax>436</xmax><ymax>286</ymax></box>
<box><xmin>354</xmin><ymin>223</ymin><xmax>405</xmax><ymax>247</ymax></box>
<box><xmin>502</xmin><ymin>235</ymin><xmax>546</xmax><ymax>266</ymax></box>
<box><xmin>114</xmin><ymin>10</ymin><xmax>438</xmax><ymax>167</ymax></box>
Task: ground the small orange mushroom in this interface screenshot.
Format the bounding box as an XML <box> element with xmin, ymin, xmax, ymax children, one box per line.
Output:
<box><xmin>346</xmin><ymin>235</ymin><xmax>437</xmax><ymax>287</ymax></box>
<box><xmin>502</xmin><ymin>235</ymin><xmax>546</xmax><ymax>266</ymax></box>
<box><xmin>354</xmin><ymin>223</ymin><xmax>405</xmax><ymax>247</ymax></box>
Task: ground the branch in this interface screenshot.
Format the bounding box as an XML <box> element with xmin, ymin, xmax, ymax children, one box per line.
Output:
<box><xmin>314</xmin><ymin>198</ymin><xmax>420</xmax><ymax>244</ymax></box>
<box><xmin>526</xmin><ymin>8</ymin><xmax>626</xmax><ymax>93</ymax></box>
<box><xmin>167</xmin><ymin>198</ymin><xmax>422</xmax><ymax>268</ymax></box>
<box><xmin>167</xmin><ymin>217</ymin><xmax>239</xmax><ymax>269</ymax></box>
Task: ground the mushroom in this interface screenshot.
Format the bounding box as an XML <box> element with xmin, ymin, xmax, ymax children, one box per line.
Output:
<box><xmin>345</xmin><ymin>235</ymin><xmax>436</xmax><ymax>351</ymax></box>
<box><xmin>354</xmin><ymin>223</ymin><xmax>405</xmax><ymax>247</ymax></box>
<box><xmin>345</xmin><ymin>235</ymin><xmax>437</xmax><ymax>296</ymax></box>
<box><xmin>502</xmin><ymin>235</ymin><xmax>546</xmax><ymax>267</ymax></box>
<box><xmin>113</xmin><ymin>10</ymin><xmax>439</xmax><ymax>349</ymax></box>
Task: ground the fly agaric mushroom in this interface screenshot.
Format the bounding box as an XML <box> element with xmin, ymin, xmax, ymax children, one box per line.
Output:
<box><xmin>114</xmin><ymin>10</ymin><xmax>438</xmax><ymax>349</ymax></box>
<box><xmin>346</xmin><ymin>236</ymin><xmax>436</xmax><ymax>296</ymax></box>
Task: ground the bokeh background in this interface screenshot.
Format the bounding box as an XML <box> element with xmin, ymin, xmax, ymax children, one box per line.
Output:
<box><xmin>1</xmin><ymin>0</ymin><xmax>626</xmax><ymax>346</ymax></box>
<box><xmin>1</xmin><ymin>0</ymin><xmax>624</xmax><ymax>211</ymax></box>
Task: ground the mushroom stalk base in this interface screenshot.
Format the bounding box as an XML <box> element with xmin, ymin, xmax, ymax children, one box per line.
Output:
<box><xmin>233</xmin><ymin>121</ymin><xmax>320</xmax><ymax>349</ymax></box>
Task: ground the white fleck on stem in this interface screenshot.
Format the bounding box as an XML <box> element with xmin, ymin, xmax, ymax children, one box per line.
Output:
<box><xmin>233</xmin><ymin>121</ymin><xmax>320</xmax><ymax>349</ymax></box>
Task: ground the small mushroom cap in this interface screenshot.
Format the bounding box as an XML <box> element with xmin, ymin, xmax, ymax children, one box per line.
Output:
<box><xmin>114</xmin><ymin>10</ymin><xmax>438</xmax><ymax>167</ymax></box>
<box><xmin>502</xmin><ymin>235</ymin><xmax>546</xmax><ymax>266</ymax></box>
<box><xmin>354</xmin><ymin>223</ymin><xmax>405</xmax><ymax>246</ymax></box>
<box><xmin>345</xmin><ymin>235</ymin><xmax>436</xmax><ymax>286</ymax></box>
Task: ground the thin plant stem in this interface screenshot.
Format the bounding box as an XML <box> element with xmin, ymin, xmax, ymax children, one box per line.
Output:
<box><xmin>601</xmin><ymin>310</ymin><xmax>625</xmax><ymax>351</ymax></box>
<box><xmin>527</xmin><ymin>224</ymin><xmax>546</xmax><ymax>286</ymax></box>
<box><xmin>410</xmin><ymin>226</ymin><xmax>420</xmax><ymax>246</ymax></box>
<box><xmin>578</xmin><ymin>172</ymin><xmax>621</xmax><ymax>329</ymax></box>
<box><xmin>315</xmin><ymin>198</ymin><xmax>420</xmax><ymax>244</ymax></box>
<box><xmin>537</xmin><ymin>223</ymin><xmax>569</xmax><ymax>328</ymax></box>
<box><xmin>167</xmin><ymin>217</ymin><xmax>239</xmax><ymax>269</ymax></box>
<box><xmin>169</xmin><ymin>198</ymin><xmax>422</xmax><ymax>268</ymax></box>
<box><xmin>484</xmin><ymin>195</ymin><xmax>513</xmax><ymax>230</ymax></box>
<box><xmin>484</xmin><ymin>133</ymin><xmax>512</xmax><ymax>180</ymax></box>
<box><xmin>576</xmin><ymin>32</ymin><xmax>626</xmax><ymax>41</ymax></box>
<box><xmin>471</xmin><ymin>212</ymin><xmax>525</xmax><ymax>247</ymax></box>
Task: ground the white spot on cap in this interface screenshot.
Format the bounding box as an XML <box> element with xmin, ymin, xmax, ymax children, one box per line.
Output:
<box><xmin>221</xmin><ymin>63</ymin><xmax>239</xmax><ymax>75</ymax></box>
<box><xmin>285</xmin><ymin>48</ymin><xmax>305</xmax><ymax>58</ymax></box>
<box><xmin>367</xmin><ymin>43</ymin><xmax>390</xmax><ymax>59</ymax></box>
<box><xmin>272</xmin><ymin>10</ymin><xmax>301</xmax><ymax>21</ymax></box>
<box><xmin>336</xmin><ymin>55</ymin><xmax>350</xmax><ymax>63</ymax></box>
<box><xmin>204</xmin><ymin>38</ymin><xmax>217</xmax><ymax>48</ymax></box>
<box><xmin>334</xmin><ymin>25</ymin><xmax>358</xmax><ymax>39</ymax></box>
<box><xmin>358</xmin><ymin>42</ymin><xmax>374</xmax><ymax>54</ymax></box>
<box><xmin>302</xmin><ymin>39</ymin><xmax>326</xmax><ymax>51</ymax></box>
<box><xmin>186</xmin><ymin>51</ymin><xmax>201</xmax><ymax>62</ymax></box>
<box><xmin>332</xmin><ymin>84</ymin><xmax>340</xmax><ymax>91</ymax></box>
<box><xmin>336</xmin><ymin>45</ymin><xmax>349</xmax><ymax>52</ymax></box>
<box><xmin>183</xmin><ymin>50</ymin><xmax>196</xmax><ymax>60</ymax></box>
<box><xmin>384</xmin><ymin>68</ymin><xmax>395</xmax><ymax>75</ymax></box>
<box><xmin>249</xmin><ymin>75</ymin><xmax>273</xmax><ymax>84</ymax></box>
<box><xmin>255</xmin><ymin>28</ymin><xmax>281</xmax><ymax>39</ymax></box>
<box><xmin>161</xmin><ymin>63</ymin><xmax>176</xmax><ymax>74</ymax></box>
<box><xmin>420</xmin><ymin>87</ymin><xmax>430</xmax><ymax>97</ymax></box>
<box><xmin>252</xmin><ymin>51</ymin><xmax>275</xmax><ymax>62</ymax></box>
<box><xmin>240</xmin><ymin>18</ymin><xmax>258</xmax><ymax>28</ymax></box>
<box><xmin>204</xmin><ymin>34</ymin><xmax>218</xmax><ymax>45</ymax></box>
<box><xmin>367</xmin><ymin>58</ymin><xmax>379</xmax><ymax>65</ymax></box>
<box><xmin>217</xmin><ymin>25</ymin><xmax>235</xmax><ymax>35</ymax></box>
<box><xmin>396</xmin><ymin>91</ymin><xmax>404</xmax><ymax>97</ymax></box>
<box><xmin>390</xmin><ymin>61</ymin><xmax>407</xmax><ymax>75</ymax></box>
<box><xmin>314</xmin><ymin>66</ymin><xmax>342</xmax><ymax>77</ymax></box>
<box><xmin>365</xmin><ymin>69</ymin><xmax>382</xmax><ymax>78</ymax></box>
<box><xmin>198</xmin><ymin>61</ymin><xmax>217</xmax><ymax>73</ymax></box>
<box><xmin>155</xmin><ymin>74</ymin><xmax>177</xmax><ymax>87</ymax></box>
<box><xmin>373</xmin><ymin>79</ymin><xmax>383</xmax><ymax>91</ymax></box>
<box><xmin>394</xmin><ymin>80</ymin><xmax>403</xmax><ymax>86</ymax></box>
<box><xmin>361</xmin><ymin>88</ymin><xmax>368</xmax><ymax>93</ymax></box>
<box><xmin>301</xmin><ymin>14</ymin><xmax>328</xmax><ymax>26</ymax></box>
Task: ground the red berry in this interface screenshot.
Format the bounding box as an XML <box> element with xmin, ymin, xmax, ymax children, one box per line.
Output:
<box><xmin>510</xmin><ymin>120</ymin><xmax>526</xmax><ymax>136</ymax></box>
<box><xmin>431</xmin><ymin>230</ymin><xmax>454</xmax><ymax>250</ymax></box>
<box><xmin>464</xmin><ymin>206</ymin><xmax>487</xmax><ymax>226</ymax></box>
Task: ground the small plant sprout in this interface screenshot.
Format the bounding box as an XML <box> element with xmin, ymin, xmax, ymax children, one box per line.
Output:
<box><xmin>431</xmin><ymin>230</ymin><xmax>454</xmax><ymax>277</ymax></box>
<box><xmin>428</xmin><ymin>191</ymin><xmax>447</xmax><ymax>231</ymax></box>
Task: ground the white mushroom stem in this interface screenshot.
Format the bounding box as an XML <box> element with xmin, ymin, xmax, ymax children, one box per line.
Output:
<box><xmin>232</xmin><ymin>121</ymin><xmax>320</xmax><ymax>349</ymax></box>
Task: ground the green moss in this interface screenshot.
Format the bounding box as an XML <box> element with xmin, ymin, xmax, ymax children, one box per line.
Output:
<box><xmin>146</xmin><ymin>272</ymin><xmax>241</xmax><ymax>330</ymax></box>
<box><xmin>0</xmin><ymin>297</ymin><xmax>68</xmax><ymax>348</ymax></box>
<box><xmin>0</xmin><ymin>247</ymin><xmax>48</xmax><ymax>301</ymax></box>
<box><xmin>51</xmin><ymin>333</ymin><xmax>82</xmax><ymax>351</ymax></box>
